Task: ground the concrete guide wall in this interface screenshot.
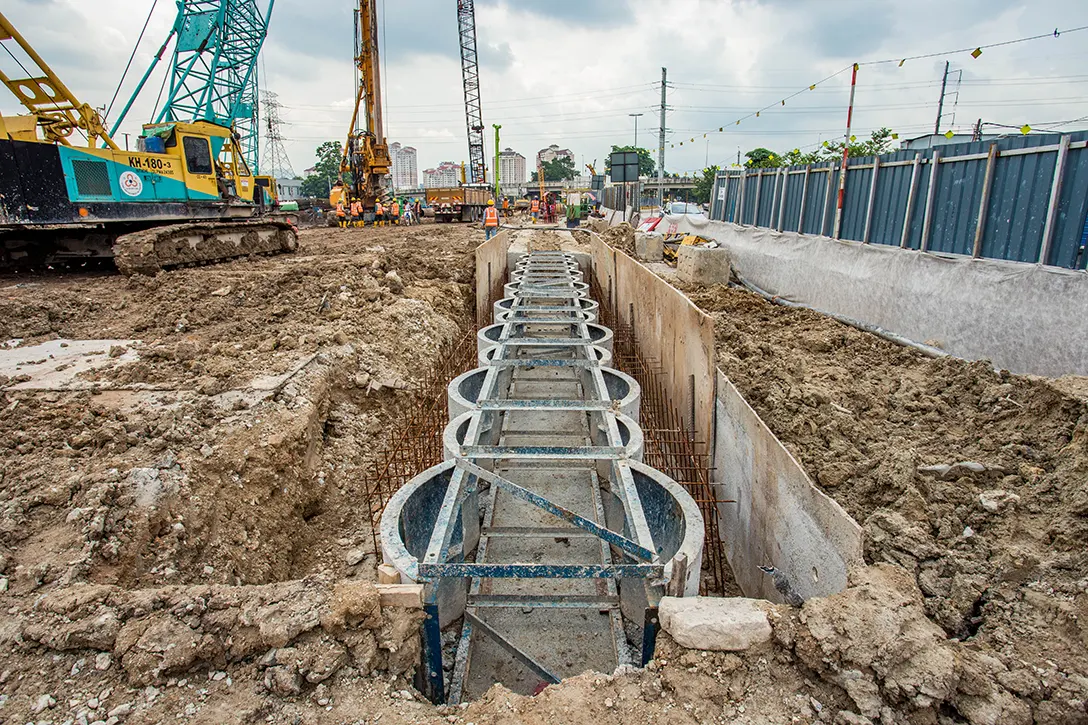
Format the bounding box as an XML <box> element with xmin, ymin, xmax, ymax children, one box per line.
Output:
<box><xmin>475</xmin><ymin>230</ymin><xmax>512</xmax><ymax>324</ymax></box>
<box><xmin>714</xmin><ymin>372</ymin><xmax>863</xmax><ymax>603</ymax></box>
<box><xmin>588</xmin><ymin>234</ymin><xmax>716</xmax><ymax>442</ymax></box>
<box><xmin>587</xmin><ymin>231</ymin><xmax>862</xmax><ymax>603</ymax></box>
<box><xmin>601</xmin><ymin>209</ymin><xmax>1088</xmax><ymax>378</ymax></box>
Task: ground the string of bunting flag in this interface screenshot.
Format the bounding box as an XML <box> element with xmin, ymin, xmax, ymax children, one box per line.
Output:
<box><xmin>654</xmin><ymin>23</ymin><xmax>1088</xmax><ymax>153</ymax></box>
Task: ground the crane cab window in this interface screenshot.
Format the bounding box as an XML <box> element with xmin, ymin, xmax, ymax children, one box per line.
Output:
<box><xmin>183</xmin><ymin>136</ymin><xmax>213</xmax><ymax>175</ymax></box>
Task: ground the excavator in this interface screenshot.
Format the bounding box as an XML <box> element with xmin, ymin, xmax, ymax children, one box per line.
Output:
<box><xmin>0</xmin><ymin>10</ymin><xmax>297</xmax><ymax>275</ymax></box>
<box><xmin>331</xmin><ymin>0</ymin><xmax>392</xmax><ymax>213</ymax></box>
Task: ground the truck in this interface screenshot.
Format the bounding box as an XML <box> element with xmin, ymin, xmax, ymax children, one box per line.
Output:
<box><xmin>426</xmin><ymin>185</ymin><xmax>491</xmax><ymax>223</ymax></box>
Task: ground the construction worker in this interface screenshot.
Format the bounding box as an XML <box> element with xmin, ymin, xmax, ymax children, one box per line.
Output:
<box><xmin>374</xmin><ymin>199</ymin><xmax>385</xmax><ymax>227</ymax></box>
<box><xmin>335</xmin><ymin>197</ymin><xmax>348</xmax><ymax>229</ymax></box>
<box><xmin>530</xmin><ymin>197</ymin><xmax>540</xmax><ymax>223</ymax></box>
<box><xmin>391</xmin><ymin>198</ymin><xmax>401</xmax><ymax>226</ymax></box>
<box><xmin>350</xmin><ymin>198</ymin><xmax>364</xmax><ymax>228</ymax></box>
<box><xmin>483</xmin><ymin>199</ymin><xmax>500</xmax><ymax>240</ymax></box>
<box><xmin>502</xmin><ymin>196</ymin><xmax>510</xmax><ymax>218</ymax></box>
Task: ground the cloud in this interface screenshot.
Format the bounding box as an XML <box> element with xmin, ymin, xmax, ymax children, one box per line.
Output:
<box><xmin>3</xmin><ymin>0</ymin><xmax>1086</xmax><ymax>181</ymax></box>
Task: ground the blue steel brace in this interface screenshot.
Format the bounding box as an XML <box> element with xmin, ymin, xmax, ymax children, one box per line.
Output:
<box><xmin>421</xmin><ymin>601</ymin><xmax>445</xmax><ymax>703</ymax></box>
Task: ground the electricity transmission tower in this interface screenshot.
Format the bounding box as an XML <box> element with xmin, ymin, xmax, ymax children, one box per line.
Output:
<box><xmin>261</xmin><ymin>90</ymin><xmax>294</xmax><ymax>178</ymax></box>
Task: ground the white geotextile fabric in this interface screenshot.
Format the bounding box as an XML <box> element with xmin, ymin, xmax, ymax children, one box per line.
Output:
<box><xmin>603</xmin><ymin>209</ymin><xmax>1088</xmax><ymax>377</ymax></box>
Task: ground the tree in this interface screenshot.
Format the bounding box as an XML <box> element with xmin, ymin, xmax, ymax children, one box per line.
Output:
<box><xmin>299</xmin><ymin>140</ymin><xmax>347</xmax><ymax>198</ymax></box>
<box><xmin>313</xmin><ymin>140</ymin><xmax>345</xmax><ymax>180</ymax></box>
<box><xmin>744</xmin><ymin>148</ymin><xmax>779</xmax><ymax>168</ymax></box>
<box><xmin>530</xmin><ymin>156</ymin><xmax>577</xmax><ymax>182</ymax></box>
<box><xmin>818</xmin><ymin>127</ymin><xmax>895</xmax><ymax>161</ymax></box>
<box><xmin>604</xmin><ymin>145</ymin><xmax>655</xmax><ymax>178</ymax></box>
<box><xmin>300</xmin><ymin>174</ymin><xmax>331</xmax><ymax>198</ymax></box>
<box><xmin>692</xmin><ymin>165</ymin><xmax>719</xmax><ymax>205</ymax></box>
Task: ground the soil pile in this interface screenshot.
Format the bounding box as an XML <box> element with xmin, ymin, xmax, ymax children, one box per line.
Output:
<box><xmin>684</xmin><ymin>281</ymin><xmax>1088</xmax><ymax>721</ymax></box>
<box><xmin>598</xmin><ymin>223</ymin><xmax>635</xmax><ymax>256</ymax></box>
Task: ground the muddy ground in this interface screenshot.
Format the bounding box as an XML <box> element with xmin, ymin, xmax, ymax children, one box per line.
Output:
<box><xmin>1</xmin><ymin>220</ymin><xmax>1085</xmax><ymax>724</ymax></box>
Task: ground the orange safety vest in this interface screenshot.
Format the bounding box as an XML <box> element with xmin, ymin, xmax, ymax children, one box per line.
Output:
<box><xmin>502</xmin><ymin>198</ymin><xmax>509</xmax><ymax>210</ymax></box>
<box><xmin>531</xmin><ymin>199</ymin><xmax>540</xmax><ymax>212</ymax></box>
<box><xmin>350</xmin><ymin>201</ymin><xmax>363</xmax><ymax>215</ymax></box>
<box><xmin>336</xmin><ymin>201</ymin><xmax>346</xmax><ymax>217</ymax></box>
<box><xmin>392</xmin><ymin>202</ymin><xmax>400</xmax><ymax>216</ymax></box>
<box><xmin>484</xmin><ymin>206</ymin><xmax>500</xmax><ymax>227</ymax></box>
<box><xmin>375</xmin><ymin>202</ymin><xmax>384</xmax><ymax>215</ymax></box>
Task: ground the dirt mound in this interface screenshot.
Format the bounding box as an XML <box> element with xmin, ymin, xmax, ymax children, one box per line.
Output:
<box><xmin>683</xmin><ymin>281</ymin><xmax>1088</xmax><ymax>720</ymax></box>
<box><xmin>598</xmin><ymin>223</ymin><xmax>635</xmax><ymax>256</ymax></box>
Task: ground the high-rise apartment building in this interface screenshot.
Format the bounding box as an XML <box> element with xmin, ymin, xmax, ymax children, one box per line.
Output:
<box><xmin>496</xmin><ymin>147</ymin><xmax>526</xmax><ymax>184</ymax></box>
<box><xmin>389</xmin><ymin>142</ymin><xmax>418</xmax><ymax>190</ymax></box>
<box><xmin>422</xmin><ymin>161</ymin><xmax>461</xmax><ymax>188</ymax></box>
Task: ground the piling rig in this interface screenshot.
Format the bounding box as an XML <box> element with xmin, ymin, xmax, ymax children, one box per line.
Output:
<box><xmin>336</xmin><ymin>0</ymin><xmax>392</xmax><ymax>210</ymax></box>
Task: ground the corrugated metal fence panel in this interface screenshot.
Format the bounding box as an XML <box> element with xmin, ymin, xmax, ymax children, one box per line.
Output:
<box><xmin>742</xmin><ymin>174</ymin><xmax>759</xmax><ymax>225</ymax></box>
<box><xmin>839</xmin><ymin>158</ymin><xmax>872</xmax><ymax>241</ymax></box>
<box><xmin>725</xmin><ymin>174</ymin><xmax>742</xmax><ymax>223</ymax></box>
<box><xmin>1049</xmin><ymin>131</ymin><xmax>1088</xmax><ymax>268</ymax></box>
<box><xmin>710</xmin><ymin>174</ymin><xmax>727</xmax><ymax>221</ymax></box>
<box><xmin>928</xmin><ymin>140</ymin><xmax>988</xmax><ymax>255</ymax></box>
<box><xmin>981</xmin><ymin>135</ymin><xmax>1056</xmax><ymax>262</ymax></box>
<box><xmin>868</xmin><ymin>150</ymin><xmax>918</xmax><ymax>246</ymax></box>
<box><xmin>781</xmin><ymin>170</ymin><xmax>805</xmax><ymax>232</ymax></box>
<box><xmin>801</xmin><ymin>167</ymin><xmax>830</xmax><ymax>235</ymax></box>
<box><xmin>757</xmin><ymin>170</ymin><xmax>778</xmax><ymax>227</ymax></box>
<box><xmin>904</xmin><ymin>154</ymin><xmax>933</xmax><ymax>250</ymax></box>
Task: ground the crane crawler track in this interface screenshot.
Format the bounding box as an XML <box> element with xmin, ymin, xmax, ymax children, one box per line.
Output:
<box><xmin>113</xmin><ymin>220</ymin><xmax>298</xmax><ymax>276</ymax></box>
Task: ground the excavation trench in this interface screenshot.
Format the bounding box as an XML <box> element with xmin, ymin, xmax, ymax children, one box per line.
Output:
<box><xmin>373</xmin><ymin>230</ymin><xmax>740</xmax><ymax>703</ymax></box>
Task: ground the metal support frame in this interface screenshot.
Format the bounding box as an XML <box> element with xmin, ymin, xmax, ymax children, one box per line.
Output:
<box><xmin>1039</xmin><ymin>134</ymin><xmax>1071</xmax><ymax>265</ymax></box>
<box><xmin>920</xmin><ymin>151</ymin><xmax>941</xmax><ymax>252</ymax></box>
<box><xmin>863</xmin><ymin>155</ymin><xmax>880</xmax><ymax>243</ymax></box>
<box><xmin>900</xmin><ymin>153</ymin><xmax>923</xmax><ymax>249</ymax></box>
<box><xmin>973</xmin><ymin>143</ymin><xmax>999</xmax><ymax>258</ymax></box>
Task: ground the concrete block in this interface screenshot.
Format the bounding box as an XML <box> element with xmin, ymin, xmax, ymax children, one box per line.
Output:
<box><xmin>677</xmin><ymin>246</ymin><xmax>733</xmax><ymax>286</ymax></box>
<box><xmin>658</xmin><ymin>596</ymin><xmax>772</xmax><ymax>651</ymax></box>
<box><xmin>635</xmin><ymin>232</ymin><xmax>664</xmax><ymax>262</ymax></box>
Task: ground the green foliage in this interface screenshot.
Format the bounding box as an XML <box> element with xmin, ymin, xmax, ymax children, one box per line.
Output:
<box><xmin>314</xmin><ymin>140</ymin><xmax>345</xmax><ymax>180</ymax></box>
<box><xmin>745</xmin><ymin>128</ymin><xmax>897</xmax><ymax>171</ymax></box>
<box><xmin>692</xmin><ymin>165</ymin><xmax>719</xmax><ymax>205</ymax></box>
<box><xmin>744</xmin><ymin>148</ymin><xmax>779</xmax><ymax>168</ymax></box>
<box><xmin>531</xmin><ymin>156</ymin><xmax>578</xmax><ymax>182</ymax></box>
<box><xmin>605</xmin><ymin>145</ymin><xmax>656</xmax><ymax>178</ymax></box>
<box><xmin>300</xmin><ymin>175</ymin><xmax>331</xmax><ymax>198</ymax></box>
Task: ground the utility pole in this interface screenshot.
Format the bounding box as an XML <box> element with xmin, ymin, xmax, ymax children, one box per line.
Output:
<box><xmin>493</xmin><ymin>124</ymin><xmax>501</xmax><ymax>200</ymax></box>
<box><xmin>972</xmin><ymin>118</ymin><xmax>983</xmax><ymax>141</ymax></box>
<box><xmin>832</xmin><ymin>63</ymin><xmax>859</xmax><ymax>240</ymax></box>
<box><xmin>934</xmin><ymin>61</ymin><xmax>949</xmax><ymax>135</ymax></box>
<box><xmin>658</xmin><ymin>67</ymin><xmax>667</xmax><ymax>210</ymax></box>
<box><xmin>629</xmin><ymin>112</ymin><xmax>643</xmax><ymax>147</ymax></box>
<box><xmin>261</xmin><ymin>90</ymin><xmax>294</xmax><ymax>179</ymax></box>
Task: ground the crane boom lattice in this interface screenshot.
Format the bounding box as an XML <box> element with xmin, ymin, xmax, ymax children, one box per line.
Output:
<box><xmin>156</xmin><ymin>0</ymin><xmax>272</xmax><ymax>171</ymax></box>
<box><xmin>457</xmin><ymin>0</ymin><xmax>486</xmax><ymax>185</ymax></box>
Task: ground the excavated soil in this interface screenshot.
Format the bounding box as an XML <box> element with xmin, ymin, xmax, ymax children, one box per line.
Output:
<box><xmin>681</xmin><ymin>281</ymin><xmax>1088</xmax><ymax>723</ymax></box>
<box><xmin>2</xmin><ymin>219</ymin><xmax>1086</xmax><ymax>724</ymax></box>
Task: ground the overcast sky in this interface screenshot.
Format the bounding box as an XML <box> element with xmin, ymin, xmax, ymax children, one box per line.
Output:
<box><xmin>2</xmin><ymin>0</ymin><xmax>1087</xmax><ymax>181</ymax></box>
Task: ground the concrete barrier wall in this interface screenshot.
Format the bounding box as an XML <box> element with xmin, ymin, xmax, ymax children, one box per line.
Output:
<box><xmin>605</xmin><ymin>208</ymin><xmax>1088</xmax><ymax>377</ymax></box>
<box><xmin>475</xmin><ymin>231</ymin><xmax>513</xmax><ymax>325</ymax></box>
<box><xmin>587</xmin><ymin>230</ymin><xmax>863</xmax><ymax>603</ymax></box>
<box><xmin>588</xmin><ymin>234</ymin><xmax>716</xmax><ymax>442</ymax></box>
<box><xmin>714</xmin><ymin>372</ymin><xmax>863</xmax><ymax>603</ymax></box>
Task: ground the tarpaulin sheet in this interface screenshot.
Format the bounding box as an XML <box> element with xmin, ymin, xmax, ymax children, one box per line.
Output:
<box><xmin>602</xmin><ymin>209</ymin><xmax>1088</xmax><ymax>378</ymax></box>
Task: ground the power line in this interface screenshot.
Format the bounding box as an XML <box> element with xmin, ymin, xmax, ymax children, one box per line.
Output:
<box><xmin>261</xmin><ymin>90</ymin><xmax>295</xmax><ymax>178</ymax></box>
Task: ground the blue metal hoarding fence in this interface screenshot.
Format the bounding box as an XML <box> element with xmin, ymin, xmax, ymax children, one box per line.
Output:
<box><xmin>709</xmin><ymin>132</ymin><xmax>1088</xmax><ymax>270</ymax></box>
